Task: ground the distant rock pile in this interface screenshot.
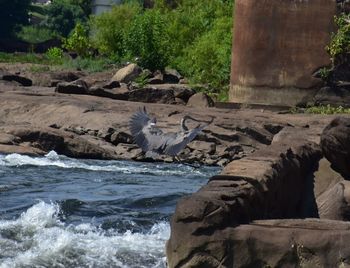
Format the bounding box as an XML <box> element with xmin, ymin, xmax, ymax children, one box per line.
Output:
<box><xmin>53</xmin><ymin>63</ymin><xmax>214</xmax><ymax>107</ymax></box>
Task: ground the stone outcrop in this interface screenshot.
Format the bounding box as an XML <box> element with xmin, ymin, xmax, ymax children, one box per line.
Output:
<box><xmin>230</xmin><ymin>0</ymin><xmax>336</xmax><ymax>106</ymax></box>
<box><xmin>187</xmin><ymin>92</ymin><xmax>214</xmax><ymax>108</ymax></box>
<box><xmin>111</xmin><ymin>63</ymin><xmax>142</xmax><ymax>83</ymax></box>
<box><xmin>320</xmin><ymin>117</ymin><xmax>350</xmax><ymax>179</ymax></box>
<box><xmin>167</xmin><ymin>136</ymin><xmax>322</xmax><ymax>267</ymax></box>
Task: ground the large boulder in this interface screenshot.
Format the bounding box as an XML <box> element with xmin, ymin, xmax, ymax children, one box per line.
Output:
<box><xmin>167</xmin><ymin>138</ymin><xmax>322</xmax><ymax>267</ymax></box>
<box><xmin>313</xmin><ymin>86</ymin><xmax>350</xmax><ymax>108</ymax></box>
<box><xmin>111</xmin><ymin>63</ymin><xmax>142</xmax><ymax>83</ymax></box>
<box><xmin>320</xmin><ymin>117</ymin><xmax>350</xmax><ymax>179</ymax></box>
<box><xmin>187</xmin><ymin>92</ymin><xmax>214</xmax><ymax>108</ymax></box>
<box><xmin>55</xmin><ymin>80</ymin><xmax>89</xmax><ymax>95</ymax></box>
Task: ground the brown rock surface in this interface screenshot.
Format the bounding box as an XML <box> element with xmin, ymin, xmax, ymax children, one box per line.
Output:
<box><xmin>321</xmin><ymin>117</ymin><xmax>350</xmax><ymax>179</ymax></box>
<box><xmin>167</xmin><ymin>137</ymin><xmax>322</xmax><ymax>267</ymax></box>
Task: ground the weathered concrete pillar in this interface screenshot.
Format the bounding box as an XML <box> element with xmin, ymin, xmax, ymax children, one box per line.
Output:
<box><xmin>230</xmin><ymin>0</ymin><xmax>337</xmax><ymax>106</ymax></box>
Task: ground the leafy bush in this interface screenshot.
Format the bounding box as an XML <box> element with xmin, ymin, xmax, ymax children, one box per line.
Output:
<box><xmin>45</xmin><ymin>0</ymin><xmax>87</xmax><ymax>37</ymax></box>
<box><xmin>89</xmin><ymin>0</ymin><xmax>234</xmax><ymax>97</ymax></box>
<box><xmin>46</xmin><ymin>47</ymin><xmax>64</xmax><ymax>64</ymax></box>
<box><xmin>327</xmin><ymin>13</ymin><xmax>350</xmax><ymax>63</ymax></box>
<box><xmin>125</xmin><ymin>9</ymin><xmax>171</xmax><ymax>70</ymax></box>
<box><xmin>63</xmin><ymin>23</ymin><xmax>92</xmax><ymax>57</ymax></box>
<box><xmin>90</xmin><ymin>3</ymin><xmax>141</xmax><ymax>59</ymax></box>
<box><xmin>175</xmin><ymin>16</ymin><xmax>233</xmax><ymax>91</ymax></box>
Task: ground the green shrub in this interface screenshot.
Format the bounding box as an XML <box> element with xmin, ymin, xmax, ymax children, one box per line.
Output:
<box><xmin>45</xmin><ymin>0</ymin><xmax>87</xmax><ymax>37</ymax></box>
<box><xmin>63</xmin><ymin>23</ymin><xmax>92</xmax><ymax>57</ymax></box>
<box><xmin>125</xmin><ymin>9</ymin><xmax>171</xmax><ymax>70</ymax></box>
<box><xmin>90</xmin><ymin>3</ymin><xmax>141</xmax><ymax>59</ymax></box>
<box><xmin>327</xmin><ymin>13</ymin><xmax>350</xmax><ymax>62</ymax></box>
<box><xmin>46</xmin><ymin>47</ymin><xmax>64</xmax><ymax>64</ymax></box>
<box><xmin>175</xmin><ymin>16</ymin><xmax>233</xmax><ymax>91</ymax></box>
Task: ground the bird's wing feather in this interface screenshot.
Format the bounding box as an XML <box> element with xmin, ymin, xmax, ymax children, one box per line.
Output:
<box><xmin>164</xmin><ymin>125</ymin><xmax>206</xmax><ymax>156</ymax></box>
<box><xmin>129</xmin><ymin>107</ymin><xmax>165</xmax><ymax>152</ymax></box>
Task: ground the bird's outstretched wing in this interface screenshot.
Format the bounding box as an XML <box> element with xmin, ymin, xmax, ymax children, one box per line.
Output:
<box><xmin>164</xmin><ymin>124</ymin><xmax>206</xmax><ymax>156</ymax></box>
<box><xmin>129</xmin><ymin>107</ymin><xmax>165</xmax><ymax>152</ymax></box>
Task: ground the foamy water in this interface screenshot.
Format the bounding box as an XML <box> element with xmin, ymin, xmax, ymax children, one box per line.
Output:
<box><xmin>0</xmin><ymin>152</ymin><xmax>220</xmax><ymax>267</ymax></box>
<box><xmin>0</xmin><ymin>201</ymin><xmax>168</xmax><ymax>268</ymax></box>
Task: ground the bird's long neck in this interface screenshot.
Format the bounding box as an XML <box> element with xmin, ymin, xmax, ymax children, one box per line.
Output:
<box><xmin>180</xmin><ymin>117</ymin><xmax>189</xmax><ymax>132</ymax></box>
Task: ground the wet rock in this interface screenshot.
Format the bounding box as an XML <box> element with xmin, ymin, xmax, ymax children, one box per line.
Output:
<box><xmin>111</xmin><ymin>63</ymin><xmax>142</xmax><ymax>83</ymax></box>
<box><xmin>320</xmin><ymin>117</ymin><xmax>350</xmax><ymax>179</ymax></box>
<box><xmin>55</xmin><ymin>80</ymin><xmax>89</xmax><ymax>95</ymax></box>
<box><xmin>187</xmin><ymin>92</ymin><xmax>214</xmax><ymax>108</ymax></box>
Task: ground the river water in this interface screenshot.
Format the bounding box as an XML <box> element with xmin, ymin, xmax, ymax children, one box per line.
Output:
<box><xmin>0</xmin><ymin>151</ymin><xmax>220</xmax><ymax>268</ymax></box>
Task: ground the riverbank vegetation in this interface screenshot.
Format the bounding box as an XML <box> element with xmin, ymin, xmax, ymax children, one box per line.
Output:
<box><xmin>1</xmin><ymin>0</ymin><xmax>234</xmax><ymax>101</ymax></box>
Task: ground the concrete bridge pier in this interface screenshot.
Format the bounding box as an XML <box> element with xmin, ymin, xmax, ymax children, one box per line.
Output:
<box><xmin>229</xmin><ymin>0</ymin><xmax>337</xmax><ymax>107</ymax></box>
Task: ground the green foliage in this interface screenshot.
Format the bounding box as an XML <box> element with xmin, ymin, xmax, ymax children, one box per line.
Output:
<box><xmin>90</xmin><ymin>3</ymin><xmax>141</xmax><ymax>59</ymax></box>
<box><xmin>318</xmin><ymin>66</ymin><xmax>331</xmax><ymax>81</ymax></box>
<box><xmin>16</xmin><ymin>25</ymin><xmax>57</xmax><ymax>44</ymax></box>
<box><xmin>176</xmin><ymin>16</ymin><xmax>233</xmax><ymax>91</ymax></box>
<box><xmin>45</xmin><ymin>0</ymin><xmax>87</xmax><ymax>37</ymax></box>
<box><xmin>290</xmin><ymin>104</ymin><xmax>350</xmax><ymax>114</ymax></box>
<box><xmin>46</xmin><ymin>47</ymin><xmax>64</xmax><ymax>64</ymax></box>
<box><xmin>134</xmin><ymin>72</ymin><xmax>150</xmax><ymax>88</ymax></box>
<box><xmin>89</xmin><ymin>0</ymin><xmax>234</xmax><ymax>97</ymax></box>
<box><xmin>125</xmin><ymin>9</ymin><xmax>171</xmax><ymax>70</ymax></box>
<box><xmin>305</xmin><ymin>104</ymin><xmax>350</xmax><ymax>115</ymax></box>
<box><xmin>327</xmin><ymin>13</ymin><xmax>350</xmax><ymax>62</ymax></box>
<box><xmin>0</xmin><ymin>0</ymin><xmax>31</xmax><ymax>38</ymax></box>
<box><xmin>63</xmin><ymin>23</ymin><xmax>92</xmax><ymax>57</ymax></box>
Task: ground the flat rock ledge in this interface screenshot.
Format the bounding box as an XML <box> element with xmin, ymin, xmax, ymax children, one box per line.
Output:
<box><xmin>166</xmin><ymin>125</ymin><xmax>350</xmax><ymax>267</ymax></box>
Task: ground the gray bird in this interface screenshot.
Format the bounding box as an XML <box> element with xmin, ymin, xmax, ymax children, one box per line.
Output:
<box><xmin>129</xmin><ymin>107</ymin><xmax>213</xmax><ymax>159</ymax></box>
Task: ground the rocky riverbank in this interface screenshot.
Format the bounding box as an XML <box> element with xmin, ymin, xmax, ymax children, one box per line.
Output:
<box><xmin>1</xmin><ymin>63</ymin><xmax>350</xmax><ymax>267</ymax></box>
<box><xmin>0</xmin><ymin>62</ymin><xmax>330</xmax><ymax>167</ymax></box>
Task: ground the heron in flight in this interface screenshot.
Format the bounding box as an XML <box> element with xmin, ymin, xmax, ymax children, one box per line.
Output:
<box><xmin>129</xmin><ymin>107</ymin><xmax>213</xmax><ymax>159</ymax></box>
